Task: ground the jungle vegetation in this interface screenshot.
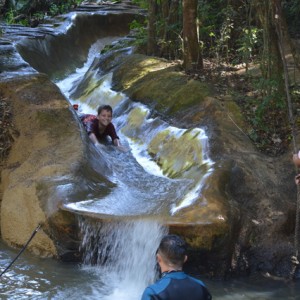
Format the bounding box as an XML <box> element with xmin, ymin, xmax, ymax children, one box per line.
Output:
<box><xmin>130</xmin><ymin>0</ymin><xmax>300</xmax><ymax>156</ymax></box>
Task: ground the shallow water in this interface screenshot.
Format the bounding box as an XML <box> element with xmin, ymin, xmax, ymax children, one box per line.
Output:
<box><xmin>1</xmin><ymin>239</ymin><xmax>300</xmax><ymax>299</ymax></box>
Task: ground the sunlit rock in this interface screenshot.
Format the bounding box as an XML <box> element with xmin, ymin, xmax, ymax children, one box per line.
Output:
<box><xmin>148</xmin><ymin>128</ymin><xmax>209</xmax><ymax>178</ymax></box>
<box><xmin>0</xmin><ymin>74</ymin><xmax>113</xmax><ymax>258</ymax></box>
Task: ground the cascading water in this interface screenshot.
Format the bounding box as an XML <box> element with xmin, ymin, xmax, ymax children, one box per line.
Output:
<box><xmin>78</xmin><ymin>218</ymin><xmax>167</xmax><ymax>299</ymax></box>
<box><xmin>58</xmin><ymin>71</ymin><xmax>214</xmax><ymax>219</ymax></box>
<box><xmin>55</xmin><ymin>37</ymin><xmax>214</xmax><ymax>298</ymax></box>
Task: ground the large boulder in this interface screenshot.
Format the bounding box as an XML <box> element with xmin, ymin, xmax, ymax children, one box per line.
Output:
<box><xmin>0</xmin><ymin>74</ymin><xmax>113</xmax><ymax>259</ymax></box>
<box><xmin>108</xmin><ymin>53</ymin><xmax>299</xmax><ymax>277</ymax></box>
<box><xmin>0</xmin><ymin>7</ymin><xmax>143</xmax><ymax>260</ymax></box>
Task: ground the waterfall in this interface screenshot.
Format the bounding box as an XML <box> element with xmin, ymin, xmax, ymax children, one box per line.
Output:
<box><xmin>55</xmin><ymin>38</ymin><xmax>213</xmax><ymax>298</ymax></box>
<box><xmin>79</xmin><ymin>218</ymin><xmax>167</xmax><ymax>299</ymax></box>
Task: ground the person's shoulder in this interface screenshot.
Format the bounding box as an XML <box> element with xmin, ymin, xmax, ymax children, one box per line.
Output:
<box><xmin>186</xmin><ymin>274</ymin><xmax>207</xmax><ymax>287</ymax></box>
<box><xmin>107</xmin><ymin>122</ymin><xmax>116</xmax><ymax>129</ymax></box>
<box><xmin>187</xmin><ymin>275</ymin><xmax>212</xmax><ymax>299</ymax></box>
<box><xmin>168</xmin><ymin>272</ymin><xmax>206</xmax><ymax>287</ymax></box>
<box><xmin>146</xmin><ymin>276</ymin><xmax>171</xmax><ymax>295</ymax></box>
<box><xmin>141</xmin><ymin>286</ymin><xmax>155</xmax><ymax>300</ymax></box>
<box><xmin>105</xmin><ymin>122</ymin><xmax>118</xmax><ymax>137</ymax></box>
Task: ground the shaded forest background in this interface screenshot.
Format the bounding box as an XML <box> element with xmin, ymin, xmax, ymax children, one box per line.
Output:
<box><xmin>1</xmin><ymin>0</ymin><xmax>300</xmax><ymax>157</ymax></box>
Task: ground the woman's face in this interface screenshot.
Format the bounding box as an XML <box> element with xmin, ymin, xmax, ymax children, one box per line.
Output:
<box><xmin>97</xmin><ymin>109</ymin><xmax>112</xmax><ymax>127</ymax></box>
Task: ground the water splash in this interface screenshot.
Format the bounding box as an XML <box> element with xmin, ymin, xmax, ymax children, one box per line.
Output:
<box><xmin>79</xmin><ymin>218</ymin><xmax>167</xmax><ymax>300</ymax></box>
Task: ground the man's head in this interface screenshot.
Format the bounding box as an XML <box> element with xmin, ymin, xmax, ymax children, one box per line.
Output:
<box><xmin>156</xmin><ymin>234</ymin><xmax>188</xmax><ymax>271</ymax></box>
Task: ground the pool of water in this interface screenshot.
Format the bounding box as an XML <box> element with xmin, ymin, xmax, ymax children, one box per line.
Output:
<box><xmin>1</xmin><ymin>238</ymin><xmax>300</xmax><ymax>300</ymax></box>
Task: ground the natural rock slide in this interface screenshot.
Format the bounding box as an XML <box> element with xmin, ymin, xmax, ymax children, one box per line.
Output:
<box><xmin>0</xmin><ymin>2</ymin><xmax>298</xmax><ymax>278</ymax></box>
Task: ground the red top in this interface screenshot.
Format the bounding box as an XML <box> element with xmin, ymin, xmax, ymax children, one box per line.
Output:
<box><xmin>80</xmin><ymin>114</ymin><xmax>119</xmax><ymax>142</ymax></box>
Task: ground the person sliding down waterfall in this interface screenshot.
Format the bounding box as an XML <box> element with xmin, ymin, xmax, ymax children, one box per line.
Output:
<box><xmin>80</xmin><ymin>104</ymin><xmax>127</xmax><ymax>151</ymax></box>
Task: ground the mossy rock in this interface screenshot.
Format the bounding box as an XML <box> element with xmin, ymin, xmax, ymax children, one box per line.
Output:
<box><xmin>113</xmin><ymin>54</ymin><xmax>211</xmax><ymax>115</ymax></box>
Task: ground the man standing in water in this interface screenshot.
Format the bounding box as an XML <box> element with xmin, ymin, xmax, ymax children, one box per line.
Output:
<box><xmin>141</xmin><ymin>234</ymin><xmax>212</xmax><ymax>300</ymax></box>
<box><xmin>80</xmin><ymin>104</ymin><xmax>125</xmax><ymax>150</ymax></box>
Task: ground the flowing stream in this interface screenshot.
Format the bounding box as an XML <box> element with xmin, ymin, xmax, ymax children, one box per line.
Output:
<box><xmin>1</xmin><ymin>37</ymin><xmax>300</xmax><ymax>299</ymax></box>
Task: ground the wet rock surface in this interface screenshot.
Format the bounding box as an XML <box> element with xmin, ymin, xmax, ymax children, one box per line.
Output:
<box><xmin>101</xmin><ymin>51</ymin><xmax>299</xmax><ymax>278</ymax></box>
<box><xmin>0</xmin><ymin>4</ymin><xmax>144</xmax><ymax>259</ymax></box>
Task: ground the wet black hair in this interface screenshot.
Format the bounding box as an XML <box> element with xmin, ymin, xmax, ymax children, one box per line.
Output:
<box><xmin>97</xmin><ymin>105</ymin><xmax>113</xmax><ymax>115</ymax></box>
<box><xmin>158</xmin><ymin>234</ymin><xmax>187</xmax><ymax>266</ymax></box>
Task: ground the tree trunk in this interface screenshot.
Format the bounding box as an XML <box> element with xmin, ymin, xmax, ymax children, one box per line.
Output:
<box><xmin>161</xmin><ymin>0</ymin><xmax>169</xmax><ymax>34</ymax></box>
<box><xmin>182</xmin><ymin>0</ymin><xmax>203</xmax><ymax>71</ymax></box>
<box><xmin>160</xmin><ymin>0</ymin><xmax>180</xmax><ymax>59</ymax></box>
<box><xmin>147</xmin><ymin>0</ymin><xmax>158</xmax><ymax>56</ymax></box>
<box><xmin>272</xmin><ymin>0</ymin><xmax>300</xmax><ymax>78</ymax></box>
<box><xmin>252</xmin><ymin>0</ymin><xmax>284</xmax><ymax>96</ymax></box>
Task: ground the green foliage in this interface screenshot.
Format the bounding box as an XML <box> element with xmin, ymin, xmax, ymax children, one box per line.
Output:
<box><xmin>49</xmin><ymin>4</ymin><xmax>60</xmax><ymax>16</ymax></box>
<box><xmin>215</xmin><ymin>8</ymin><xmax>235</xmax><ymax>62</ymax></box>
<box><xmin>254</xmin><ymin>77</ymin><xmax>285</xmax><ymax>114</ymax></box>
<box><xmin>3</xmin><ymin>8</ymin><xmax>27</xmax><ymax>25</ymax></box>
<box><xmin>4</xmin><ymin>9</ymin><xmax>16</xmax><ymax>25</ymax></box>
<box><xmin>197</xmin><ymin>0</ymin><xmax>228</xmax><ymax>58</ymax></box>
<box><xmin>197</xmin><ymin>1</ymin><xmax>264</xmax><ymax>66</ymax></box>
<box><xmin>242</xmin><ymin>90</ymin><xmax>288</xmax><ymax>155</ymax></box>
<box><xmin>157</xmin><ymin>19</ymin><xmax>182</xmax><ymax>60</ymax></box>
<box><xmin>283</xmin><ymin>0</ymin><xmax>300</xmax><ymax>36</ymax></box>
<box><xmin>130</xmin><ymin>0</ymin><xmax>148</xmax><ymax>9</ymax></box>
<box><xmin>49</xmin><ymin>0</ymin><xmax>81</xmax><ymax>16</ymax></box>
<box><xmin>235</xmin><ymin>27</ymin><xmax>261</xmax><ymax>66</ymax></box>
<box><xmin>32</xmin><ymin>12</ymin><xmax>45</xmax><ymax>21</ymax></box>
<box><xmin>246</xmin><ymin>76</ymin><xmax>287</xmax><ymax>148</ymax></box>
<box><xmin>198</xmin><ymin>0</ymin><xmax>226</xmax><ymax>31</ymax></box>
<box><xmin>129</xmin><ymin>19</ymin><xmax>147</xmax><ymax>47</ymax></box>
<box><xmin>3</xmin><ymin>0</ymin><xmax>83</xmax><ymax>25</ymax></box>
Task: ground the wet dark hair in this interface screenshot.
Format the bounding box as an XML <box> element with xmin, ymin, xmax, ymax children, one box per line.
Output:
<box><xmin>158</xmin><ymin>234</ymin><xmax>187</xmax><ymax>266</ymax></box>
<box><xmin>97</xmin><ymin>105</ymin><xmax>113</xmax><ymax>115</ymax></box>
